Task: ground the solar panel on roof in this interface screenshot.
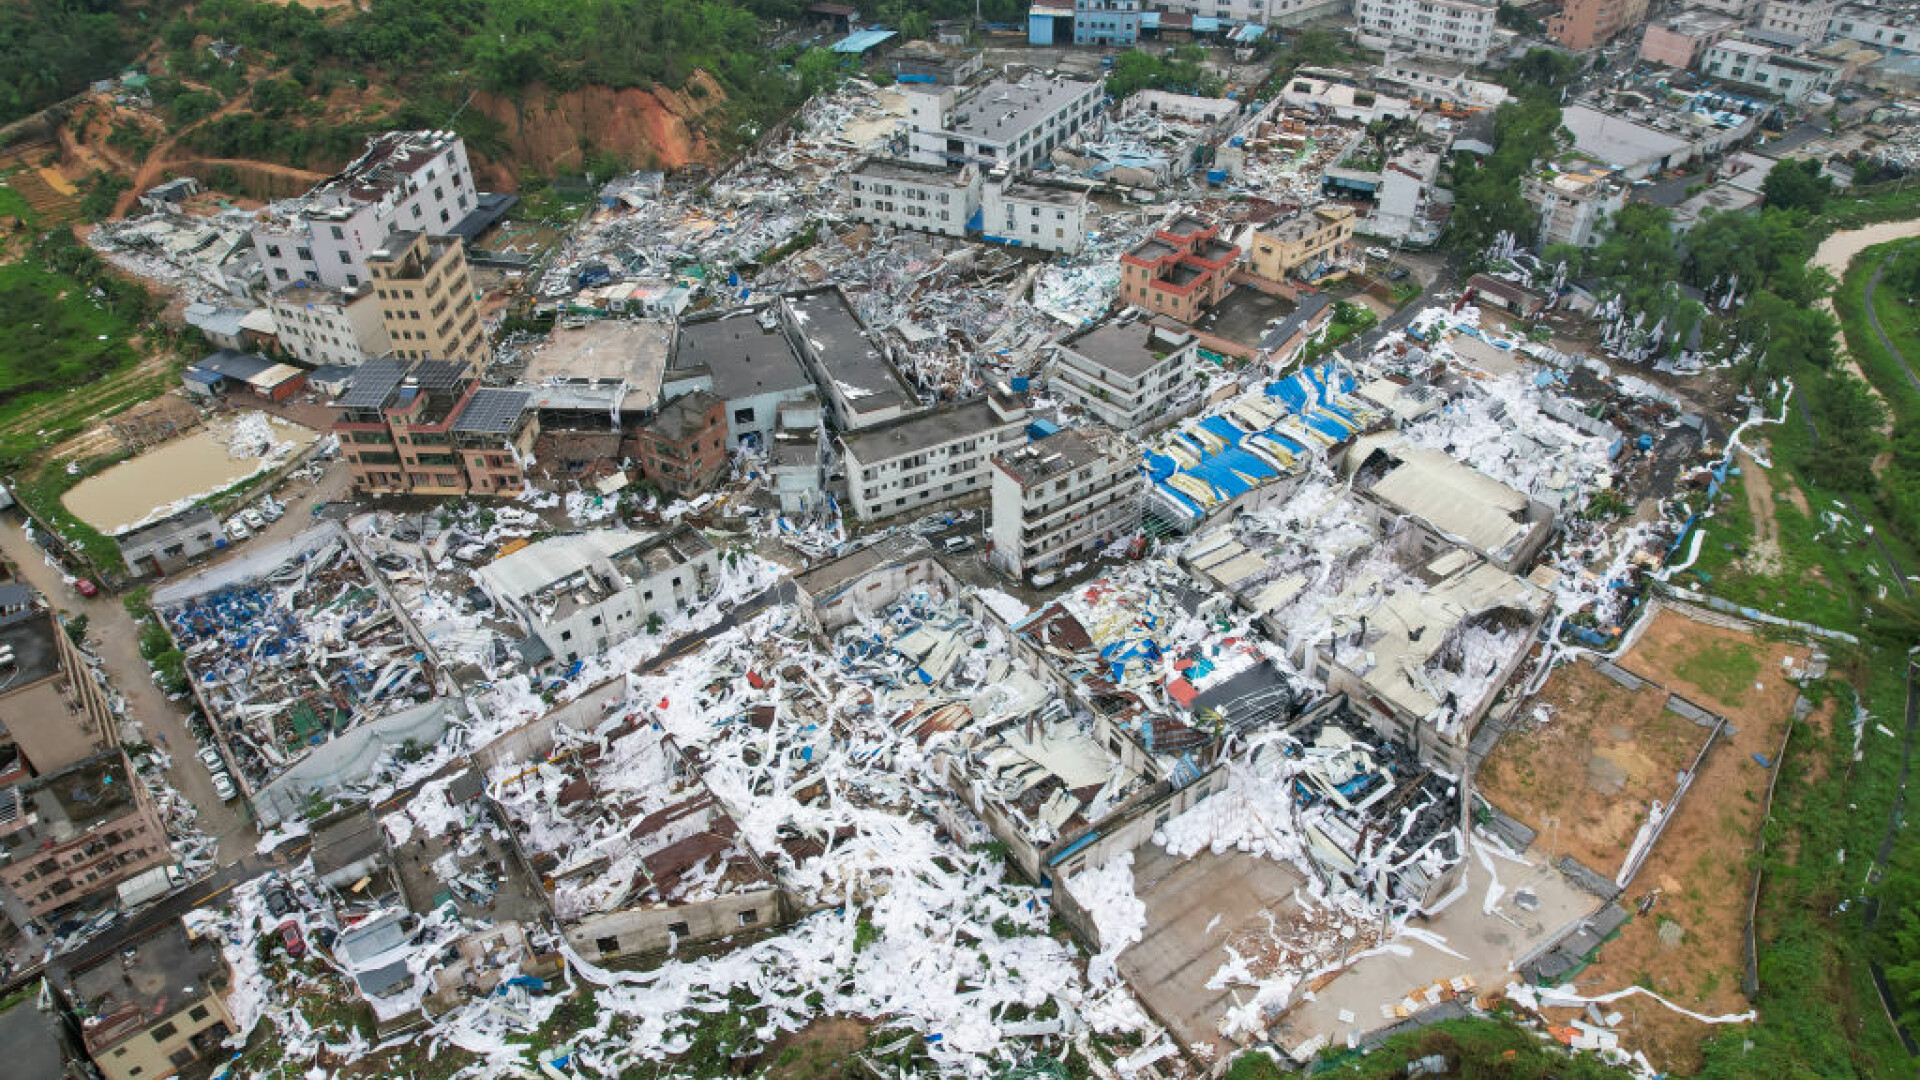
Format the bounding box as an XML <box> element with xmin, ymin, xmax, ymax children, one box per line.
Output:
<box><xmin>336</xmin><ymin>356</ymin><xmax>408</xmax><ymax>407</ymax></box>
<box><xmin>452</xmin><ymin>388</ymin><xmax>530</xmax><ymax>434</ymax></box>
<box><xmin>411</xmin><ymin>360</ymin><xmax>468</xmax><ymax>393</ymax></box>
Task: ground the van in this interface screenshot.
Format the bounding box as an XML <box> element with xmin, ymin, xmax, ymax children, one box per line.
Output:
<box><xmin>942</xmin><ymin>536</ymin><xmax>974</xmax><ymax>555</ymax></box>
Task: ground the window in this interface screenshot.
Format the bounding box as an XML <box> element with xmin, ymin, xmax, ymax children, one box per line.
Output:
<box><xmin>170</xmin><ymin>1048</ymin><xmax>196</xmax><ymax>1068</ymax></box>
<box><xmin>733</xmin><ymin>407</ymin><xmax>755</xmax><ymax>425</ymax></box>
<box><xmin>152</xmin><ymin>1021</ymin><xmax>180</xmax><ymax>1042</ymax></box>
<box><xmin>330</xmin><ymin>225</ymin><xmax>344</xmax><ymax>240</ymax></box>
<box><xmin>340</xmin><ymin>250</ymin><xmax>352</xmax><ymax>264</ymax></box>
<box><xmin>738</xmin><ymin>909</ymin><xmax>759</xmax><ymax>926</ymax></box>
<box><xmin>560</xmin><ymin>630</ymin><xmax>572</xmax><ymax>641</ymax></box>
<box><xmin>668</xmin><ymin>921</ymin><xmax>690</xmax><ymax>936</ymax></box>
<box><xmin>596</xmin><ymin>936</ymin><xmax>620</xmax><ymax>954</ymax></box>
<box><xmin>189</xmin><ymin>1004</ymin><xmax>210</xmax><ymax>1022</ymax></box>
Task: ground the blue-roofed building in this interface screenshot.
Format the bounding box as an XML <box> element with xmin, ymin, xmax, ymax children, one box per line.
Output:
<box><xmin>832</xmin><ymin>28</ymin><xmax>897</xmax><ymax>54</ymax></box>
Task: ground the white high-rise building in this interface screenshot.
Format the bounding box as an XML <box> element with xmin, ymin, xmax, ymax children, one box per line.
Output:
<box><xmin>1354</xmin><ymin>0</ymin><xmax>1499</xmax><ymax>63</ymax></box>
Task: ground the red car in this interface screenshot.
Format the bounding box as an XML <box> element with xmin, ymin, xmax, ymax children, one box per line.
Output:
<box><xmin>278</xmin><ymin>919</ymin><xmax>306</xmax><ymax>958</ymax></box>
<box><xmin>73</xmin><ymin>578</ymin><xmax>97</xmax><ymax>598</ymax></box>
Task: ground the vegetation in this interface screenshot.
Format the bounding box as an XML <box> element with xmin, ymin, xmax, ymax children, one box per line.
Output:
<box><xmin>1761</xmin><ymin>156</ymin><xmax>1835</xmax><ymax>215</ymax></box>
<box><xmin>1321</xmin><ymin>1016</ymin><xmax>1635</xmax><ymax>1077</ymax></box>
<box><xmin>0</xmin><ymin>0</ymin><xmax>145</xmax><ymax>124</ymax></box>
<box><xmin>1447</xmin><ymin>96</ymin><xmax>1564</xmax><ymax>258</ymax></box>
<box><xmin>1105</xmin><ymin>45</ymin><xmax>1225</xmax><ymax>100</ymax></box>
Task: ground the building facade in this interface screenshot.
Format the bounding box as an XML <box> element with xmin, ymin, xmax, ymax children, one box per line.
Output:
<box><xmin>990</xmin><ymin>427</ymin><xmax>1143</xmax><ymax>578</ymax></box>
<box><xmin>839</xmin><ymin>392</ymin><xmax>1029</xmax><ymax>522</ymax></box>
<box><xmin>1829</xmin><ymin>4</ymin><xmax>1920</xmax><ymax>52</ymax></box>
<box><xmin>1702</xmin><ymin>37</ymin><xmax>1844</xmax><ymax>101</ymax></box>
<box><xmin>335</xmin><ymin>357</ymin><xmax>535</xmax><ymax>497</ymax></box>
<box><xmin>630</xmin><ymin>391</ymin><xmax>729</xmax><ymax>498</ymax></box>
<box><xmin>846</xmin><ymin>159</ymin><xmax>981</xmax><ymax>239</ymax></box>
<box><xmin>476</xmin><ymin>527</ymin><xmax>721</xmax><ymax>665</ymax></box>
<box><xmin>1354</xmin><ymin>0</ymin><xmax>1499</xmax><ymax>63</ymax></box>
<box><xmin>1521</xmin><ymin>168</ymin><xmax>1626</xmax><ymax>247</ymax></box>
<box><xmin>1049</xmin><ymin>317</ymin><xmax>1201</xmax><ymax>431</ymax></box>
<box><xmin>367</xmin><ymin>231</ymin><xmax>490</xmax><ymax>368</ymax></box>
<box><xmin>902</xmin><ymin>74</ymin><xmax>1104</xmax><ymax>170</ymax></box>
<box><xmin>1639</xmin><ymin>11</ymin><xmax>1745</xmax><ymax>67</ymax></box>
<box><xmin>268</xmin><ymin>281</ymin><xmax>390</xmax><ymax>368</ymax></box>
<box><xmin>0</xmin><ymin>751</ymin><xmax>173</xmax><ymax>921</ymax></box>
<box><xmin>981</xmin><ymin>175</ymin><xmax>1094</xmax><ymax>254</ymax></box>
<box><xmin>56</xmin><ymin>920</ymin><xmax>234</xmax><ymax>1080</ymax></box>
<box><xmin>1119</xmin><ymin>213</ymin><xmax>1241</xmax><ymax>324</ymax></box>
<box><xmin>1548</xmin><ymin>0</ymin><xmax>1653</xmax><ymax>51</ymax></box>
<box><xmin>1073</xmin><ymin>0</ymin><xmax>1140</xmax><ymax>44</ymax></box>
<box><xmin>1757</xmin><ymin>0</ymin><xmax>1839</xmax><ymax>43</ymax></box>
<box><xmin>251</xmin><ymin>131</ymin><xmax>477</xmax><ymax>290</ymax></box>
<box><xmin>1247</xmin><ymin>205</ymin><xmax>1356</xmax><ymax>282</ymax></box>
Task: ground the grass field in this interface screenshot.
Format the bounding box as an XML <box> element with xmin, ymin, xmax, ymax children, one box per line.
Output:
<box><xmin>0</xmin><ymin>262</ymin><xmax>142</xmax><ymax>398</ymax></box>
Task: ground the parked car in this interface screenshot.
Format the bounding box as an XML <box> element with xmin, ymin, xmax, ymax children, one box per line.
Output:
<box><xmin>258</xmin><ymin>498</ymin><xmax>284</xmax><ymax>522</ymax></box>
<box><xmin>210</xmin><ymin>771</ymin><xmax>237</xmax><ymax>802</ymax></box>
<box><xmin>263</xmin><ymin>883</ymin><xmax>296</xmax><ymax>919</ymax></box>
<box><xmin>942</xmin><ymin>536</ymin><xmax>975</xmax><ymax>555</ymax></box>
<box><xmin>1365</xmin><ymin>246</ymin><xmax>1391</xmax><ymax>261</ymax></box>
<box><xmin>241</xmin><ymin>508</ymin><xmax>266</xmax><ymax>531</ymax></box>
<box><xmin>73</xmin><ymin>578</ymin><xmax>97</xmax><ymax>598</ymax></box>
<box><xmin>226</xmin><ymin>519</ymin><xmax>252</xmax><ymax>541</ymax></box>
<box><xmin>197</xmin><ymin>746</ymin><xmax>224</xmax><ymax>771</ymax></box>
<box><xmin>278</xmin><ymin>919</ymin><xmax>306</xmax><ymax>958</ymax></box>
<box><xmin>1386</xmin><ymin>267</ymin><xmax>1411</xmax><ymax>282</ymax></box>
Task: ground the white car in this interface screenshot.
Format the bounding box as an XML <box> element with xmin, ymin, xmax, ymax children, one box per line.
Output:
<box><xmin>241</xmin><ymin>508</ymin><xmax>266</xmax><ymax>531</ymax></box>
<box><xmin>225</xmin><ymin>518</ymin><xmax>252</xmax><ymax>541</ymax></box>
<box><xmin>210</xmin><ymin>771</ymin><xmax>237</xmax><ymax>801</ymax></box>
<box><xmin>258</xmin><ymin>498</ymin><xmax>284</xmax><ymax>522</ymax></box>
<box><xmin>1365</xmin><ymin>246</ymin><xmax>1391</xmax><ymax>262</ymax></box>
<box><xmin>197</xmin><ymin>746</ymin><xmax>223</xmax><ymax>771</ymax></box>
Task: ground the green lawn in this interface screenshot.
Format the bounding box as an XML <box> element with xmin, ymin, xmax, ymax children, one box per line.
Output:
<box><xmin>0</xmin><ymin>179</ymin><xmax>32</xmax><ymax>226</ymax></box>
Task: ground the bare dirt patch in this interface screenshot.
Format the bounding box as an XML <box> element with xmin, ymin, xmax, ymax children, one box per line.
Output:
<box><xmin>1481</xmin><ymin>660</ymin><xmax>1708</xmax><ymax>880</ymax></box>
<box><xmin>1533</xmin><ymin>608</ymin><xmax>1809</xmax><ymax>1074</ymax></box>
<box><xmin>1739</xmin><ymin>451</ymin><xmax>1785</xmax><ymax>577</ymax></box>
<box><xmin>756</xmin><ymin>1016</ymin><xmax>872</xmax><ymax>1080</ymax></box>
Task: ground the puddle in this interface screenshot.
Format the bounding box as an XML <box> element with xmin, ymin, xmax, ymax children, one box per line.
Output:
<box><xmin>64</xmin><ymin>413</ymin><xmax>318</xmax><ymax>534</ymax></box>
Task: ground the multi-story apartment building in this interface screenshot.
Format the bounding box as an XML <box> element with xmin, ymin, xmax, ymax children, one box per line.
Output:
<box><xmin>53</xmin><ymin>918</ymin><xmax>234</xmax><ymax>1080</ymax></box>
<box><xmin>1119</xmin><ymin>213</ymin><xmax>1241</xmax><ymax>324</ymax></box>
<box><xmin>846</xmin><ymin>159</ymin><xmax>981</xmax><ymax>240</ymax></box>
<box><xmin>1757</xmin><ymin>0</ymin><xmax>1839</xmax><ymax>43</ymax></box>
<box><xmin>1247</xmin><ymin>205</ymin><xmax>1355</xmax><ymax>283</ymax></box>
<box><xmin>981</xmin><ymin>174</ymin><xmax>1094</xmax><ymax>254</ymax></box>
<box><xmin>1521</xmin><ymin>168</ymin><xmax>1626</xmax><ymax>247</ymax></box>
<box><xmin>1074</xmin><ymin>0</ymin><xmax>1139</xmax><ymax>44</ymax></box>
<box><xmin>1355</xmin><ymin>0</ymin><xmax>1499</xmax><ymax>63</ymax></box>
<box><xmin>335</xmin><ymin>357</ymin><xmax>536</xmax><ymax>497</ymax></box>
<box><xmin>0</xmin><ymin>591</ymin><xmax>114</xmax><ymax>780</ymax></box>
<box><xmin>664</xmin><ymin>308</ymin><xmax>821</xmax><ymax>450</ymax></box>
<box><xmin>782</xmin><ymin>287</ymin><xmax>921</xmax><ymax>432</ymax></box>
<box><xmin>251</xmin><ymin>131</ymin><xmax>477</xmax><ymax>290</ymax></box>
<box><xmin>1150</xmin><ymin>0</ymin><xmax>1351</xmax><ymax>26</ymax></box>
<box><xmin>1830</xmin><ymin>4</ymin><xmax>1920</xmax><ymax>53</ymax></box>
<box><xmin>1639</xmin><ymin>10</ymin><xmax>1745</xmax><ymax>67</ymax></box>
<box><xmin>990</xmin><ymin>426</ymin><xmax>1143</xmax><ymax>578</ymax></box>
<box><xmin>1702</xmin><ymin>37</ymin><xmax>1844</xmax><ymax>102</ymax></box>
<box><xmin>630</xmin><ymin>391</ymin><xmax>729</xmax><ymax>498</ymax></box>
<box><xmin>367</xmin><ymin>231</ymin><xmax>490</xmax><ymax>368</ymax></box>
<box><xmin>268</xmin><ymin>281</ymin><xmax>390</xmax><ymax>367</ymax></box>
<box><xmin>839</xmin><ymin>389</ymin><xmax>1029</xmax><ymax>522</ymax></box>
<box><xmin>0</xmin><ymin>751</ymin><xmax>172</xmax><ymax>920</ymax></box>
<box><xmin>903</xmin><ymin>74</ymin><xmax>1104</xmax><ymax>171</ymax></box>
<box><xmin>476</xmin><ymin>526</ymin><xmax>720</xmax><ymax>665</ymax></box>
<box><xmin>1049</xmin><ymin>317</ymin><xmax>1201</xmax><ymax>431</ymax></box>
<box><xmin>1548</xmin><ymin>0</ymin><xmax>1652</xmax><ymax>51</ymax></box>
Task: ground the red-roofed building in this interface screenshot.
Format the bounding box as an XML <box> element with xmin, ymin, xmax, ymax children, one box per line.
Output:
<box><xmin>1119</xmin><ymin>213</ymin><xmax>1242</xmax><ymax>324</ymax></box>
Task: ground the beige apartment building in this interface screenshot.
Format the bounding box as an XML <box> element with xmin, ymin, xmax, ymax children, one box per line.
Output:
<box><xmin>1247</xmin><ymin>205</ymin><xmax>1355</xmax><ymax>283</ymax></box>
<box><xmin>59</xmin><ymin>918</ymin><xmax>234</xmax><ymax>1080</ymax></box>
<box><xmin>0</xmin><ymin>589</ymin><xmax>115</xmax><ymax>782</ymax></box>
<box><xmin>0</xmin><ymin>751</ymin><xmax>172</xmax><ymax>920</ymax></box>
<box><xmin>368</xmin><ymin>231</ymin><xmax>490</xmax><ymax>368</ymax></box>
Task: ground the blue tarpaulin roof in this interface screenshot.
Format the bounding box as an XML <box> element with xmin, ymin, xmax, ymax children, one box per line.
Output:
<box><xmin>833</xmin><ymin>28</ymin><xmax>897</xmax><ymax>52</ymax></box>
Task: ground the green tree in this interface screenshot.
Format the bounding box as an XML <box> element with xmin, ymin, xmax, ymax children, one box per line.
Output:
<box><xmin>1762</xmin><ymin>157</ymin><xmax>1834</xmax><ymax>213</ymax></box>
<box><xmin>793</xmin><ymin>47</ymin><xmax>844</xmax><ymax>99</ymax></box>
<box><xmin>1804</xmin><ymin>373</ymin><xmax>1885</xmax><ymax>490</ymax></box>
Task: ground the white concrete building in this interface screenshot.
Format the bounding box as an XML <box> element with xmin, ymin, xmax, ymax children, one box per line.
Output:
<box><xmin>1370</xmin><ymin>147</ymin><xmax>1444</xmax><ymax>245</ymax></box>
<box><xmin>1702</xmin><ymin>37</ymin><xmax>1844</xmax><ymax>102</ymax></box>
<box><xmin>664</xmin><ymin>308</ymin><xmax>821</xmax><ymax>450</ymax></box>
<box><xmin>1829</xmin><ymin>4</ymin><xmax>1920</xmax><ymax>53</ymax></box>
<box><xmin>902</xmin><ymin>74</ymin><xmax>1104</xmax><ymax>170</ymax></box>
<box><xmin>1374</xmin><ymin>55</ymin><xmax>1511</xmax><ymax>111</ymax></box>
<box><xmin>268</xmin><ymin>281</ymin><xmax>391</xmax><ymax>367</ymax></box>
<box><xmin>1521</xmin><ymin>168</ymin><xmax>1627</xmax><ymax>248</ymax></box>
<box><xmin>475</xmin><ymin>526</ymin><xmax>720</xmax><ymax>666</ymax></box>
<box><xmin>1049</xmin><ymin>317</ymin><xmax>1201</xmax><ymax>432</ymax></box>
<box><xmin>1280</xmin><ymin>76</ymin><xmax>1416</xmax><ymax>123</ymax></box>
<box><xmin>846</xmin><ymin>159</ymin><xmax>981</xmax><ymax>239</ymax></box>
<box><xmin>839</xmin><ymin>391</ymin><xmax>1028</xmax><ymax>522</ymax></box>
<box><xmin>251</xmin><ymin>131</ymin><xmax>477</xmax><ymax>291</ymax></box>
<box><xmin>1152</xmin><ymin>0</ymin><xmax>1351</xmax><ymax>26</ymax></box>
<box><xmin>1757</xmin><ymin>0</ymin><xmax>1839</xmax><ymax>43</ymax></box>
<box><xmin>1354</xmin><ymin>0</ymin><xmax>1499</xmax><ymax>63</ymax></box>
<box><xmin>981</xmin><ymin>175</ymin><xmax>1094</xmax><ymax>254</ymax></box>
<box><xmin>990</xmin><ymin>426</ymin><xmax>1143</xmax><ymax>578</ymax></box>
